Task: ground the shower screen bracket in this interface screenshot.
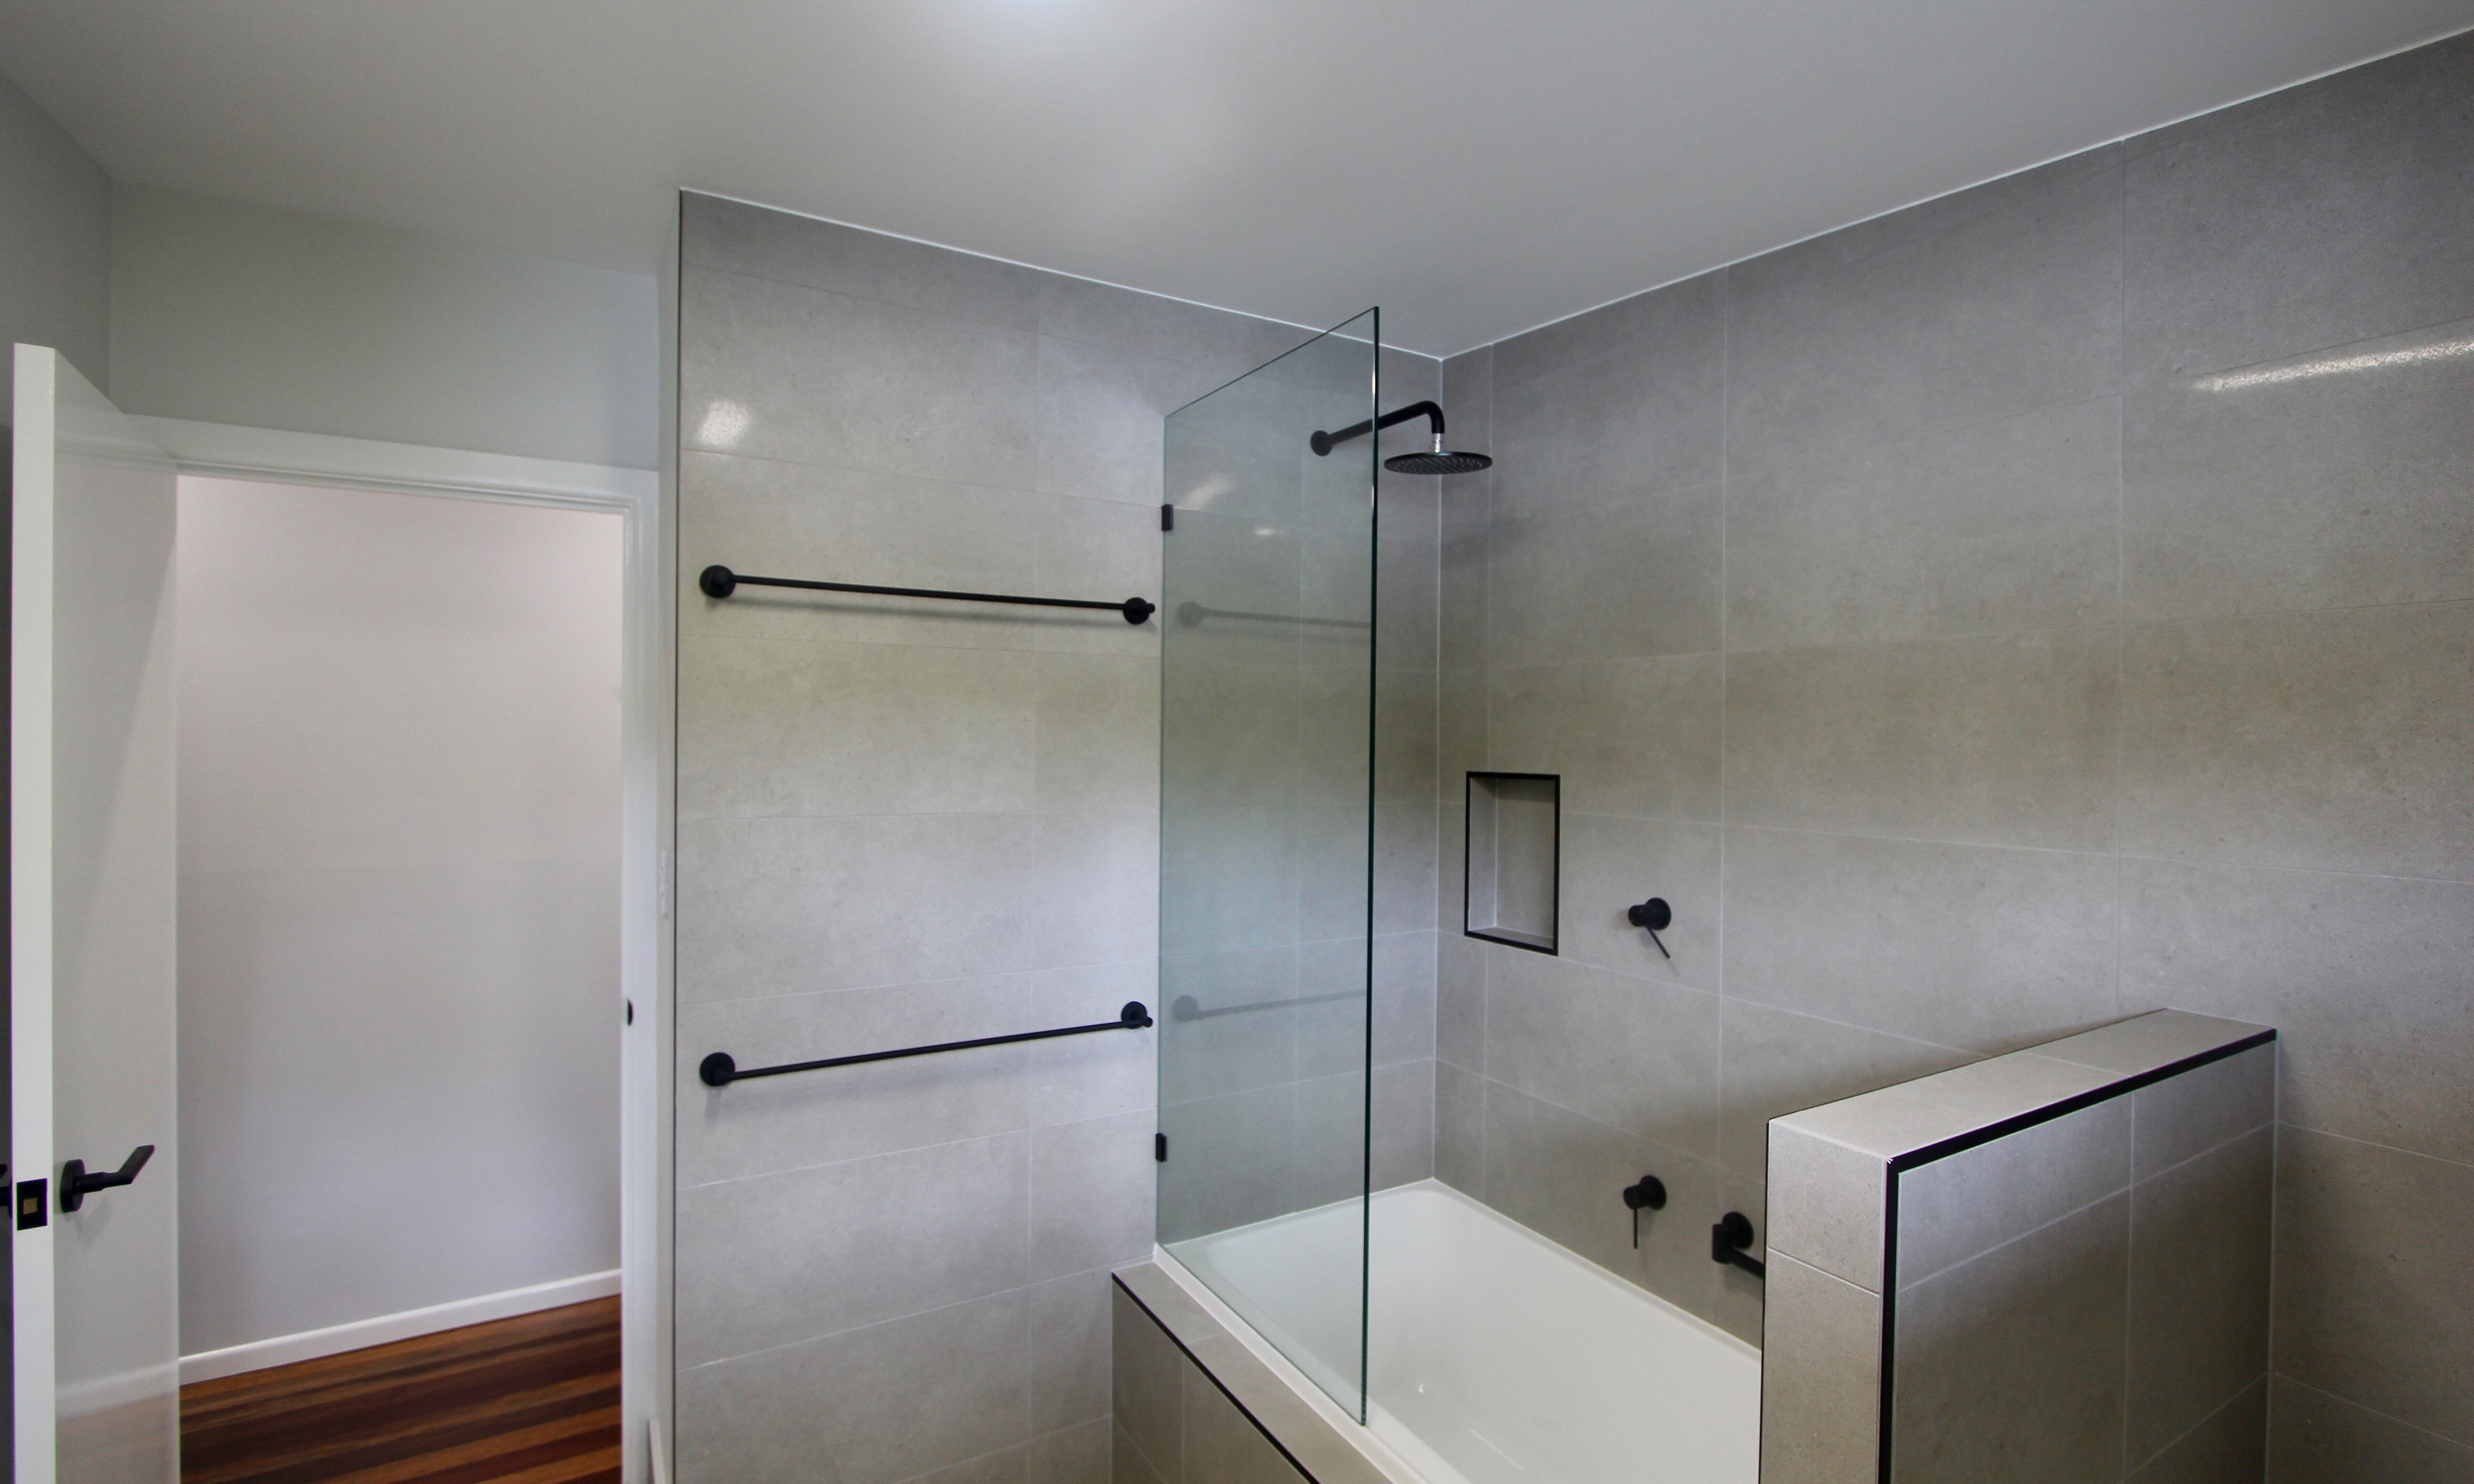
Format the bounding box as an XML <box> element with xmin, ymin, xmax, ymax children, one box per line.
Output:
<box><xmin>700</xmin><ymin>564</ymin><xmax>1155</xmax><ymax>625</ymax></box>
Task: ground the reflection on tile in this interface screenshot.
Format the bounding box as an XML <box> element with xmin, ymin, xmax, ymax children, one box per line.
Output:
<box><xmin>1727</xmin><ymin>396</ymin><xmax>2120</xmax><ymax>652</ymax></box>
<box><xmin>2272</xmin><ymin>1128</ymin><xmax>2474</xmax><ymax>1446</ymax></box>
<box><xmin>1725</xmin><ymin>629</ymin><xmax>2121</xmax><ymax>852</ymax></box>
<box><xmin>2119</xmin><ymin>602</ymin><xmax>2474</xmax><ymax>881</ymax></box>
<box><xmin>1891</xmin><ymin>1193</ymin><xmax>2129</xmax><ymax>1484</ymax></box>
<box><xmin>1722</xmin><ymin>826</ymin><xmax>2118</xmax><ymax>1053</ymax></box>
<box><xmin>2124</xmin><ymin>316</ymin><xmax>2474</xmax><ymax>621</ymax></box>
<box><xmin>2120</xmin><ymin>857</ymin><xmax>2474</xmax><ymax>1164</ymax></box>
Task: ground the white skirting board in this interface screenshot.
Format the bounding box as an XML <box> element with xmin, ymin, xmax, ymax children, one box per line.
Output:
<box><xmin>178</xmin><ymin>1269</ymin><xmax>622</xmax><ymax>1385</ymax></box>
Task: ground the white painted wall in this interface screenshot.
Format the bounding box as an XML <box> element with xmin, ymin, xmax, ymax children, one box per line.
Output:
<box><xmin>0</xmin><ymin>67</ymin><xmax>111</xmax><ymax>418</ymax></box>
<box><xmin>174</xmin><ymin>475</ymin><xmax>623</xmax><ymax>1357</ymax></box>
<box><xmin>111</xmin><ymin>186</ymin><xmax>659</xmax><ymax>469</ymax></box>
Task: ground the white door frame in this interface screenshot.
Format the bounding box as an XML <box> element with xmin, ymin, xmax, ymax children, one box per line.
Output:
<box><xmin>134</xmin><ymin>415</ymin><xmax>672</xmax><ymax>1484</ymax></box>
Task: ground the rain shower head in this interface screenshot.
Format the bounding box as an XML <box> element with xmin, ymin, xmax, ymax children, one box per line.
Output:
<box><xmin>1385</xmin><ymin>438</ymin><xmax>1494</xmax><ymax>476</ymax></box>
<box><xmin>1311</xmin><ymin>400</ymin><xmax>1492</xmax><ymax>476</ymax></box>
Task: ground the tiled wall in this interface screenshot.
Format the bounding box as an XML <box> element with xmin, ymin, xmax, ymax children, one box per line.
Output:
<box><xmin>671</xmin><ymin>195</ymin><xmax>1440</xmax><ymax>1484</ymax></box>
<box><xmin>1432</xmin><ymin>30</ymin><xmax>2474</xmax><ymax>1470</ymax></box>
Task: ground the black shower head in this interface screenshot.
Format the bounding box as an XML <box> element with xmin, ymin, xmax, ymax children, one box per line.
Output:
<box><xmin>1384</xmin><ymin>437</ymin><xmax>1493</xmax><ymax>476</ymax></box>
<box><xmin>1312</xmin><ymin>400</ymin><xmax>1492</xmax><ymax>476</ymax></box>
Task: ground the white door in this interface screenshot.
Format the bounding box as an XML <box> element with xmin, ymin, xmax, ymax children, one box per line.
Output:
<box><xmin>11</xmin><ymin>345</ymin><xmax>181</xmax><ymax>1484</ymax></box>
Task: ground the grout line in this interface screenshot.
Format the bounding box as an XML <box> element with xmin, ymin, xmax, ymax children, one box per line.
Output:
<box><xmin>2125</xmin><ymin>1377</ymin><xmax>2265</xmax><ymax>1475</ymax></box>
<box><xmin>2281</xmin><ymin>1121</ymin><xmax>2474</xmax><ymax>1172</ymax></box>
<box><xmin>2269</xmin><ymin>1373</ymin><xmax>2474</xmax><ymax>1457</ymax></box>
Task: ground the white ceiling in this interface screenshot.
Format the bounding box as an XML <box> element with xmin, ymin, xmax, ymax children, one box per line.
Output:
<box><xmin>6</xmin><ymin>0</ymin><xmax>2470</xmax><ymax>355</ymax></box>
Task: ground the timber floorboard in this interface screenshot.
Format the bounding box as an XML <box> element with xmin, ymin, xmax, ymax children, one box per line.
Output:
<box><xmin>180</xmin><ymin>1296</ymin><xmax>620</xmax><ymax>1484</ymax></box>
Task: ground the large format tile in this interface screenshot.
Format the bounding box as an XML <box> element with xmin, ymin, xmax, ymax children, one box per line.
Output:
<box><xmin>2118</xmin><ymin>601</ymin><xmax>2474</xmax><ymax>881</ymax></box>
<box><xmin>676</xmin><ymin>1290</ymin><xmax>1030</xmax><ymax>1484</ymax></box>
<box><xmin>1724</xmin><ymin>628</ymin><xmax>2121</xmax><ymax>852</ymax></box>
<box><xmin>1717</xmin><ymin>1000</ymin><xmax>1974</xmax><ymax>1178</ymax></box>
<box><xmin>1183</xmin><ymin>1365</ymin><xmax>1306</xmax><ymax>1484</ymax></box>
<box><xmin>1760</xmin><ymin>1253</ymin><xmax>1883</xmax><ymax>1484</ymax></box>
<box><xmin>678</xmin><ymin>810</ymin><xmax>1155</xmax><ymax>1001</ymax></box>
<box><xmin>1028</xmin><ymin>1420</ymin><xmax>1111</xmax><ymax>1484</ymax></box>
<box><xmin>2120</xmin><ymin>857</ymin><xmax>2474</xmax><ymax>1164</ymax></box>
<box><xmin>681</xmin><ymin>194</ymin><xmax>1042</xmax><ymax>330</ymax></box>
<box><xmin>1027</xmin><ymin>1269</ymin><xmax>1112</xmax><ymax>1433</ymax></box>
<box><xmin>1433</xmin><ymin>1060</ymin><xmax>1482</xmax><ymax>1193</ymax></box>
<box><xmin>1554</xmin><ymin>812</ymin><xmax>1720</xmax><ymax>991</ymax></box>
<box><xmin>2126</xmin><ymin>1379</ymin><xmax>2265</xmax><ymax>1484</ymax></box>
<box><xmin>2127</xmin><ymin>1128</ymin><xmax>2274</xmax><ymax>1463</ymax></box>
<box><xmin>1037</xmin><ymin>274</ymin><xmax>1303</xmax><ymax>374</ymax></box>
<box><xmin>1031</xmin><ymin>1109</ymin><xmax>1156</xmax><ymax>1282</ymax></box>
<box><xmin>1729</xmin><ymin>149</ymin><xmax>2122</xmax><ymax>470</ymax></box>
<box><xmin>675</xmin><ymin>1132</ymin><xmax>1029</xmax><ymax>1367</ymax></box>
<box><xmin>1722</xmin><ymin>827</ymin><xmax>2119</xmax><ymax>1051</ymax></box>
<box><xmin>677</xmin><ymin>977</ymin><xmax>1035</xmax><ymax>1184</ymax></box>
<box><xmin>1889</xmin><ymin>1192</ymin><xmax>2129</xmax><ymax>1484</ymax></box>
<box><xmin>1037</xmin><ymin>335</ymin><xmax>1232</xmax><ymax>507</ymax></box>
<box><xmin>1372</xmin><ymin>1058</ymin><xmax>1436</xmax><ymax>1190</ymax></box>
<box><xmin>2267</xmin><ymin>1376</ymin><xmax>2474</xmax><ymax>1484</ymax></box>
<box><xmin>1726</xmin><ymin>395</ymin><xmax>2121</xmax><ymax>652</ymax></box>
<box><xmin>1112</xmin><ymin>1285</ymin><xmax>1185</xmax><ymax>1484</ymax></box>
<box><xmin>2123</xmin><ymin>31</ymin><xmax>2474</xmax><ymax>379</ymax></box>
<box><xmin>1894</xmin><ymin>1096</ymin><xmax>2130</xmax><ymax>1286</ymax></box>
<box><xmin>1483</xmin><ymin>950</ymin><xmax>1720</xmax><ymax>1155</ymax></box>
<box><xmin>2123</xmin><ymin>315</ymin><xmax>2474</xmax><ymax>621</ymax></box>
<box><xmin>1489</xmin><ymin>272</ymin><xmax>1726</xmax><ymax>523</ymax></box>
<box><xmin>1484</xmin><ymin>485</ymin><xmax>1724</xmax><ymax>664</ymax></box>
<box><xmin>2129</xmin><ymin>1040</ymin><xmax>2275</xmax><ymax>1180</ymax></box>
<box><xmin>1486</xmin><ymin>653</ymin><xmax>1722</xmax><ymax>821</ymax></box>
<box><xmin>681</xmin><ymin>266</ymin><xmax>1039</xmax><ymax>486</ymax></box>
<box><xmin>2272</xmin><ymin>1128</ymin><xmax>2474</xmax><ymax>1447</ymax></box>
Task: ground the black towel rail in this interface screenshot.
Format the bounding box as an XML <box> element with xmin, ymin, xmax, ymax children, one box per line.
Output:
<box><xmin>700</xmin><ymin>1001</ymin><xmax>1153</xmax><ymax>1087</ymax></box>
<box><xmin>701</xmin><ymin>564</ymin><xmax>1155</xmax><ymax>625</ymax></box>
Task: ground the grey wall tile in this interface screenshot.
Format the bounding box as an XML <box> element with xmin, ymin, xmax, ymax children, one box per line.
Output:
<box><xmin>1032</xmin><ymin>1110</ymin><xmax>1157</xmax><ymax>1282</ymax></box>
<box><xmin>2027</xmin><ymin>1007</ymin><xmax>2268</xmax><ymax>1077</ymax></box>
<box><xmin>681</xmin><ymin>194</ymin><xmax>1042</xmax><ymax>330</ymax></box>
<box><xmin>2128</xmin><ymin>1128</ymin><xmax>2275</xmax><ymax>1463</ymax></box>
<box><xmin>2125</xmin><ymin>1379</ymin><xmax>2264</xmax><ymax>1484</ymax></box>
<box><xmin>2121</xmin><ymin>857</ymin><xmax>2474</xmax><ymax>1164</ymax></box>
<box><xmin>679</xmin><ymin>634</ymin><xmax>1039</xmax><ymax>819</ymax></box>
<box><xmin>2267</xmin><ymin>1376</ymin><xmax>2474</xmax><ymax>1484</ymax></box>
<box><xmin>1372</xmin><ymin>1059</ymin><xmax>1436</xmax><ymax>1190</ymax></box>
<box><xmin>1112</xmin><ymin>1285</ymin><xmax>1185</xmax><ymax>1484</ymax></box>
<box><xmin>2131</xmin><ymin>1041</ymin><xmax>2275</xmax><ymax>1181</ymax></box>
<box><xmin>1371</xmin><ymin>931</ymin><xmax>1437</xmax><ymax>1066</ymax></box>
<box><xmin>1374</xmin><ymin>668</ymin><xmax>1436</xmax><ymax>803</ymax></box>
<box><xmin>1037</xmin><ymin>335</ymin><xmax>1226</xmax><ymax>507</ymax></box>
<box><xmin>1894</xmin><ymin>1096</ymin><xmax>2130</xmax><ymax>1286</ymax></box>
<box><xmin>1726</xmin><ymin>395</ymin><xmax>2121</xmax><ymax>653</ymax></box>
<box><xmin>1722</xmin><ymin>827</ymin><xmax>2120</xmax><ymax>1053</ymax></box>
<box><xmin>1030</xmin><ymin>1269</ymin><xmax>1115</xmax><ymax>1433</ymax></box>
<box><xmin>1435</xmin><ymin>932</ymin><xmax>1484</xmax><ymax>1072</ymax></box>
<box><xmin>2123</xmin><ymin>33</ymin><xmax>2474</xmax><ymax>378</ymax></box>
<box><xmin>2272</xmin><ymin>1128</ymin><xmax>2474</xmax><ymax>1447</ymax></box>
<box><xmin>2118</xmin><ymin>602</ymin><xmax>2474</xmax><ymax>881</ymax></box>
<box><xmin>676</xmin><ymin>1291</ymin><xmax>1030</xmax><ymax>1484</ymax></box>
<box><xmin>1487</xmin><ymin>654</ymin><xmax>1722</xmax><ymax>821</ymax></box>
<box><xmin>1556</xmin><ymin>813</ymin><xmax>1719</xmax><ymax>991</ymax></box>
<box><xmin>681</xmin><ymin>265</ymin><xmax>1039</xmax><ymax>485</ymax></box>
<box><xmin>1029</xmin><ymin>1421</ymin><xmax>1112</xmax><ymax>1484</ymax></box>
<box><xmin>1762</xmin><ymin>1122</ymin><xmax>1887</xmax><ymax>1290</ymax></box>
<box><xmin>1724</xmin><ymin>629</ymin><xmax>2121</xmax><ymax>852</ymax></box>
<box><xmin>1433</xmin><ymin>1059</ymin><xmax>1482</xmax><ymax>1193</ymax></box>
<box><xmin>1113</xmin><ymin>1422</ymin><xmax>1164</xmax><ymax>1484</ymax></box>
<box><xmin>2123</xmin><ymin>316</ymin><xmax>2474</xmax><ymax>621</ymax></box>
<box><xmin>1485</xmin><ymin>486</ymin><xmax>1723</xmax><ymax>663</ymax></box>
<box><xmin>1484</xmin><ymin>950</ymin><xmax>1720</xmax><ymax>1155</ymax></box>
<box><xmin>678</xmin><ymin>978</ymin><xmax>1035</xmax><ymax>1184</ymax></box>
<box><xmin>1183</xmin><ymin>1365</ymin><xmax>1306</xmax><ymax>1484</ymax></box>
<box><xmin>676</xmin><ymin>1132</ymin><xmax>1029</xmax><ymax>1367</ymax></box>
<box><xmin>1889</xmin><ymin>1192</ymin><xmax>2130</xmax><ymax>1484</ymax></box>
<box><xmin>1729</xmin><ymin>150</ymin><xmax>2123</xmax><ymax>470</ymax></box>
<box><xmin>1718</xmin><ymin>1000</ymin><xmax>1974</xmax><ymax>1179</ymax></box>
<box><xmin>1036</xmin><ymin>274</ymin><xmax>1303</xmax><ymax>373</ymax></box>
<box><xmin>1760</xmin><ymin>1252</ymin><xmax>1883</xmax><ymax>1484</ymax></box>
<box><xmin>1489</xmin><ymin>274</ymin><xmax>1725</xmax><ymax>524</ymax></box>
<box><xmin>1779</xmin><ymin>1052</ymin><xmax>2118</xmax><ymax>1165</ymax></box>
<box><xmin>1036</xmin><ymin>653</ymin><xmax>1161</xmax><ymax>813</ymax></box>
<box><xmin>1373</xmin><ymin>799</ymin><xmax>1438</xmax><ymax>934</ymax></box>
<box><xmin>905</xmin><ymin>1442</ymin><xmax>1031</xmax><ymax>1484</ymax></box>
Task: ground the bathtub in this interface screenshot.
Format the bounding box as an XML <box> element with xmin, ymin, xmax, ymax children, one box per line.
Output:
<box><xmin>1160</xmin><ymin>1180</ymin><xmax>1761</xmax><ymax>1484</ymax></box>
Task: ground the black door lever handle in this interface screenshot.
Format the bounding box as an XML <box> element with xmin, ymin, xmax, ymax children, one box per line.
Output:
<box><xmin>60</xmin><ymin>1145</ymin><xmax>154</xmax><ymax>1212</ymax></box>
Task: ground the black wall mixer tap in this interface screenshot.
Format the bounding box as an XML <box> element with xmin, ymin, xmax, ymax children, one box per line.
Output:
<box><xmin>1626</xmin><ymin>897</ymin><xmax>1672</xmax><ymax>958</ymax></box>
<box><xmin>1622</xmin><ymin>1174</ymin><xmax>1667</xmax><ymax>1248</ymax></box>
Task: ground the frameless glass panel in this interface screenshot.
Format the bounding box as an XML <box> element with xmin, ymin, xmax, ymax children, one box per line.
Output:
<box><xmin>1158</xmin><ymin>311</ymin><xmax>1378</xmax><ymax>1419</ymax></box>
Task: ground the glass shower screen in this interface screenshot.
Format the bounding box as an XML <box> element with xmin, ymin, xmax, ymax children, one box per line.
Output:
<box><xmin>1157</xmin><ymin>311</ymin><xmax>1379</xmax><ymax>1419</ymax></box>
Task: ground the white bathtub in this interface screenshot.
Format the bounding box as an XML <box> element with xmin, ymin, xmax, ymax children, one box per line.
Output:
<box><xmin>1162</xmin><ymin>1181</ymin><xmax>1761</xmax><ymax>1484</ymax></box>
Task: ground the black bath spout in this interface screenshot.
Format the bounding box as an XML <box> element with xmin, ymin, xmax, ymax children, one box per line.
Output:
<box><xmin>1712</xmin><ymin>1210</ymin><xmax>1765</xmax><ymax>1279</ymax></box>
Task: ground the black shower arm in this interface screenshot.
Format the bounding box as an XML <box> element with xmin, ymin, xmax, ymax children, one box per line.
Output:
<box><xmin>1310</xmin><ymin>400</ymin><xmax>1446</xmax><ymax>457</ymax></box>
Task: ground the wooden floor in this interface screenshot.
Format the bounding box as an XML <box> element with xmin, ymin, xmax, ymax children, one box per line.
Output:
<box><xmin>180</xmin><ymin>1297</ymin><xmax>620</xmax><ymax>1484</ymax></box>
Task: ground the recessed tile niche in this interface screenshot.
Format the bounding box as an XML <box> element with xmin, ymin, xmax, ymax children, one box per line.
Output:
<box><xmin>1464</xmin><ymin>772</ymin><xmax>1560</xmax><ymax>954</ymax></box>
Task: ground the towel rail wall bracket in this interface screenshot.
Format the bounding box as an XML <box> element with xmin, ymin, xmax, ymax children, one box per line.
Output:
<box><xmin>700</xmin><ymin>564</ymin><xmax>1154</xmax><ymax>625</ymax></box>
<box><xmin>701</xmin><ymin>1001</ymin><xmax>1153</xmax><ymax>1087</ymax></box>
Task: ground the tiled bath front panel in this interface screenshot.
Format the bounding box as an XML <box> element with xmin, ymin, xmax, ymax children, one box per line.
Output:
<box><xmin>1432</xmin><ymin>33</ymin><xmax>2474</xmax><ymax>1467</ymax></box>
<box><xmin>674</xmin><ymin>198</ymin><xmax>1439</xmax><ymax>1484</ymax></box>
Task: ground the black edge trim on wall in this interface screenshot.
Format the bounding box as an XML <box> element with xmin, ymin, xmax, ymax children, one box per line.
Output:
<box><xmin>1871</xmin><ymin>1026</ymin><xmax>2277</xmax><ymax>1482</ymax></box>
<box><xmin>1113</xmin><ymin>1273</ymin><xmax>1334</xmax><ymax>1484</ymax></box>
